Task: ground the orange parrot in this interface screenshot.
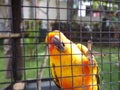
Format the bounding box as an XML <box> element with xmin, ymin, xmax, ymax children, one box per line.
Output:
<box><xmin>45</xmin><ymin>30</ymin><xmax>100</xmax><ymax>90</ymax></box>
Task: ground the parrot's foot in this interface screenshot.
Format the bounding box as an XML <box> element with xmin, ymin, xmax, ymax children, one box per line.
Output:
<box><xmin>87</xmin><ymin>40</ymin><xmax>94</xmax><ymax>67</ymax></box>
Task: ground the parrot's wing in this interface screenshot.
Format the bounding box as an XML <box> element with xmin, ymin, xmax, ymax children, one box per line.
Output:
<box><xmin>77</xmin><ymin>43</ymin><xmax>100</xmax><ymax>90</ymax></box>
<box><xmin>96</xmin><ymin>69</ymin><xmax>100</xmax><ymax>90</ymax></box>
<box><xmin>77</xmin><ymin>43</ymin><xmax>94</xmax><ymax>66</ymax></box>
<box><xmin>51</xmin><ymin>63</ymin><xmax>61</xmax><ymax>88</ymax></box>
<box><xmin>76</xmin><ymin>43</ymin><xmax>88</xmax><ymax>56</ymax></box>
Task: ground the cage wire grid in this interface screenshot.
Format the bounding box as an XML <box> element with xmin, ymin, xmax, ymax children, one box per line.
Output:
<box><xmin>0</xmin><ymin>0</ymin><xmax>120</xmax><ymax>90</ymax></box>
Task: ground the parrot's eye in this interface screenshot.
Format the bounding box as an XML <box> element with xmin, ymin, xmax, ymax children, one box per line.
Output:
<box><xmin>56</xmin><ymin>41</ymin><xmax>65</xmax><ymax>50</ymax></box>
<box><xmin>52</xmin><ymin>36</ymin><xmax>66</xmax><ymax>52</ymax></box>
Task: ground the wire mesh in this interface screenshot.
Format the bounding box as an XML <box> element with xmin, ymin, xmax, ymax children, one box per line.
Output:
<box><xmin>0</xmin><ymin>0</ymin><xmax>120</xmax><ymax>90</ymax></box>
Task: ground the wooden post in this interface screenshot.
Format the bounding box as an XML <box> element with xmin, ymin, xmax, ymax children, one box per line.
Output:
<box><xmin>11</xmin><ymin>0</ymin><xmax>23</xmax><ymax>82</ymax></box>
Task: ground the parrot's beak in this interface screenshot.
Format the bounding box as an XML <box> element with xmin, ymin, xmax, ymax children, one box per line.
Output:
<box><xmin>52</xmin><ymin>35</ymin><xmax>66</xmax><ymax>52</ymax></box>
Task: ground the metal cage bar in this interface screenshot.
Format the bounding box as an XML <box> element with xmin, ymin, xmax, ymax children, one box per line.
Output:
<box><xmin>0</xmin><ymin>0</ymin><xmax>120</xmax><ymax>90</ymax></box>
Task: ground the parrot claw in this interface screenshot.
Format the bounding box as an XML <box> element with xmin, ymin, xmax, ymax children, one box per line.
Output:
<box><xmin>86</xmin><ymin>50</ymin><xmax>95</xmax><ymax>67</ymax></box>
<box><xmin>87</xmin><ymin>40</ymin><xmax>95</xmax><ymax>67</ymax></box>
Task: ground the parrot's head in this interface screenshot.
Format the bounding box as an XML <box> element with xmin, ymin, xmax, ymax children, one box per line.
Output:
<box><xmin>45</xmin><ymin>30</ymin><xmax>68</xmax><ymax>52</ymax></box>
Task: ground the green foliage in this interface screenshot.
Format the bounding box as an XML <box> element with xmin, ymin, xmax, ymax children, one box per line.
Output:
<box><xmin>23</xmin><ymin>20</ymin><xmax>42</xmax><ymax>59</ymax></box>
<box><xmin>94</xmin><ymin>46</ymin><xmax>119</xmax><ymax>90</ymax></box>
<box><xmin>83</xmin><ymin>0</ymin><xmax>118</xmax><ymax>10</ymax></box>
<box><xmin>0</xmin><ymin>43</ymin><xmax>47</xmax><ymax>89</ymax></box>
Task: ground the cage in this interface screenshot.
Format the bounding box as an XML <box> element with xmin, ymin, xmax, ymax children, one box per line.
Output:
<box><xmin>0</xmin><ymin>0</ymin><xmax>120</xmax><ymax>90</ymax></box>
